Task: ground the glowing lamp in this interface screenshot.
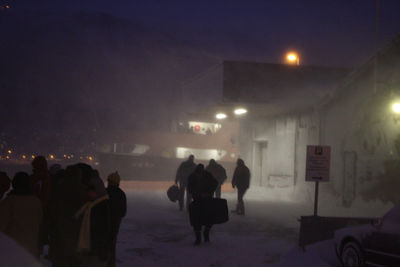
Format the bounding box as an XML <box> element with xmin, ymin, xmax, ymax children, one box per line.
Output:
<box><xmin>286</xmin><ymin>52</ymin><xmax>299</xmax><ymax>65</ymax></box>
<box><xmin>234</xmin><ymin>108</ymin><xmax>247</xmax><ymax>115</ymax></box>
<box><xmin>393</xmin><ymin>103</ymin><xmax>400</xmax><ymax>113</ymax></box>
<box><xmin>216</xmin><ymin>113</ymin><xmax>227</xmax><ymax>120</ymax></box>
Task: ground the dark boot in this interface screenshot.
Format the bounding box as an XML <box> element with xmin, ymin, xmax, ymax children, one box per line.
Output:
<box><xmin>194</xmin><ymin>231</ymin><xmax>201</xmax><ymax>246</ymax></box>
<box><xmin>203</xmin><ymin>228</ymin><xmax>210</xmax><ymax>243</ymax></box>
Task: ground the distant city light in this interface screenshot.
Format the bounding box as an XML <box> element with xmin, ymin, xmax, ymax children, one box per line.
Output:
<box><xmin>7</xmin><ymin>150</ymin><xmax>12</xmax><ymax>154</ymax></box>
<box><xmin>22</xmin><ymin>155</ymin><xmax>27</xmax><ymax>159</ymax></box>
<box><xmin>49</xmin><ymin>154</ymin><xmax>55</xmax><ymax>160</ymax></box>
<box><xmin>393</xmin><ymin>103</ymin><xmax>400</xmax><ymax>113</ymax></box>
<box><xmin>88</xmin><ymin>156</ymin><xmax>93</xmax><ymax>161</ymax></box>
<box><xmin>234</xmin><ymin>108</ymin><xmax>247</xmax><ymax>115</ymax></box>
<box><xmin>286</xmin><ymin>52</ymin><xmax>299</xmax><ymax>65</ymax></box>
<box><xmin>31</xmin><ymin>155</ymin><xmax>35</xmax><ymax>159</ymax></box>
<box><xmin>216</xmin><ymin>113</ymin><xmax>227</xmax><ymax>120</ymax></box>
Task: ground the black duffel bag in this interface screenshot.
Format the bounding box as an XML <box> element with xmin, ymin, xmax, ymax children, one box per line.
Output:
<box><xmin>167</xmin><ymin>184</ymin><xmax>181</xmax><ymax>202</ymax></box>
<box><xmin>189</xmin><ymin>198</ymin><xmax>229</xmax><ymax>226</ymax></box>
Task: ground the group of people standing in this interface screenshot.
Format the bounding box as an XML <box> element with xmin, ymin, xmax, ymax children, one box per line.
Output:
<box><xmin>0</xmin><ymin>156</ymin><xmax>127</xmax><ymax>267</ymax></box>
<box><xmin>175</xmin><ymin>155</ymin><xmax>251</xmax><ymax>244</ymax></box>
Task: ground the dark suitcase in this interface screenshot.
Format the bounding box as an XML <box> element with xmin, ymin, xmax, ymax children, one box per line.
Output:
<box><xmin>167</xmin><ymin>185</ymin><xmax>180</xmax><ymax>202</ymax></box>
<box><xmin>189</xmin><ymin>198</ymin><xmax>229</xmax><ymax>226</ymax></box>
<box><xmin>211</xmin><ymin>198</ymin><xmax>229</xmax><ymax>224</ymax></box>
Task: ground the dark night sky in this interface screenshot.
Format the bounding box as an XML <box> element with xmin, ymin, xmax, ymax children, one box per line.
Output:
<box><xmin>13</xmin><ymin>0</ymin><xmax>400</xmax><ymax>67</ymax></box>
<box><xmin>1</xmin><ymin>0</ymin><xmax>400</xmax><ymax>152</ymax></box>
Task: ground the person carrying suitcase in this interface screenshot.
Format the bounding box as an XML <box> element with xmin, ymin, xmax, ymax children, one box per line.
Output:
<box><xmin>231</xmin><ymin>159</ymin><xmax>251</xmax><ymax>215</ymax></box>
<box><xmin>187</xmin><ymin>164</ymin><xmax>218</xmax><ymax>245</ymax></box>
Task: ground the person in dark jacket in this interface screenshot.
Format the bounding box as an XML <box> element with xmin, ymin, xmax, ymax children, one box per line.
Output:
<box><xmin>175</xmin><ymin>155</ymin><xmax>196</xmax><ymax>211</ymax></box>
<box><xmin>205</xmin><ymin>159</ymin><xmax>227</xmax><ymax>198</ymax></box>
<box><xmin>31</xmin><ymin>156</ymin><xmax>51</xmax><ymax>207</ymax></box>
<box><xmin>51</xmin><ymin>164</ymin><xmax>88</xmax><ymax>267</ymax></box>
<box><xmin>0</xmin><ymin>172</ymin><xmax>43</xmax><ymax>257</ymax></box>
<box><xmin>106</xmin><ymin>172</ymin><xmax>127</xmax><ymax>267</ymax></box>
<box><xmin>75</xmin><ymin>174</ymin><xmax>111</xmax><ymax>266</ymax></box>
<box><xmin>231</xmin><ymin>159</ymin><xmax>251</xmax><ymax>215</ymax></box>
<box><xmin>187</xmin><ymin>164</ymin><xmax>218</xmax><ymax>245</ymax></box>
<box><xmin>47</xmin><ymin>167</ymin><xmax>66</xmax><ymax>264</ymax></box>
<box><xmin>30</xmin><ymin>155</ymin><xmax>51</xmax><ymax>255</ymax></box>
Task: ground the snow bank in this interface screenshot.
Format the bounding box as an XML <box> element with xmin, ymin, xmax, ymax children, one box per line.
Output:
<box><xmin>0</xmin><ymin>232</ymin><xmax>42</xmax><ymax>267</ymax></box>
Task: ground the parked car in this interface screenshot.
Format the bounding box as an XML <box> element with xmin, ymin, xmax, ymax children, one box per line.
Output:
<box><xmin>334</xmin><ymin>205</ymin><xmax>400</xmax><ymax>267</ymax></box>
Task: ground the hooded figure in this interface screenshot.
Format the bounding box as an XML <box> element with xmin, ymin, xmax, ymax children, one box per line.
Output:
<box><xmin>75</xmin><ymin>171</ymin><xmax>111</xmax><ymax>266</ymax></box>
<box><xmin>175</xmin><ymin>155</ymin><xmax>196</xmax><ymax>211</ymax></box>
<box><xmin>205</xmin><ymin>159</ymin><xmax>227</xmax><ymax>198</ymax></box>
<box><xmin>231</xmin><ymin>159</ymin><xmax>251</xmax><ymax>215</ymax></box>
<box><xmin>106</xmin><ymin>171</ymin><xmax>127</xmax><ymax>267</ymax></box>
<box><xmin>188</xmin><ymin>164</ymin><xmax>218</xmax><ymax>245</ymax></box>
<box><xmin>0</xmin><ymin>172</ymin><xmax>43</xmax><ymax>257</ymax></box>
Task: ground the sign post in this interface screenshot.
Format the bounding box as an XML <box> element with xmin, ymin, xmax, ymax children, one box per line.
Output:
<box><xmin>306</xmin><ymin>145</ymin><xmax>331</xmax><ymax>216</ymax></box>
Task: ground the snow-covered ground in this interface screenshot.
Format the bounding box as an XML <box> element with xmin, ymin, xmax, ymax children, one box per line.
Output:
<box><xmin>3</xmin><ymin>182</ymin><xmax>392</xmax><ymax>266</ymax></box>
<box><xmin>116</xmin><ymin>189</ymin><xmax>300</xmax><ymax>267</ymax></box>
<box><xmin>111</xmin><ymin>183</ymin><xmax>393</xmax><ymax>266</ymax></box>
<box><xmin>0</xmin><ymin>233</ymin><xmax>42</xmax><ymax>267</ymax></box>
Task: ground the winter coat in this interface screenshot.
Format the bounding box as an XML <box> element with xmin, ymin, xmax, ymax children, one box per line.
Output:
<box><xmin>89</xmin><ymin>199</ymin><xmax>111</xmax><ymax>261</ymax></box>
<box><xmin>188</xmin><ymin>170</ymin><xmax>218</xmax><ymax>200</ymax></box>
<box><xmin>31</xmin><ymin>170</ymin><xmax>51</xmax><ymax>208</ymax></box>
<box><xmin>75</xmin><ymin>175</ymin><xmax>111</xmax><ymax>261</ymax></box>
<box><xmin>0</xmin><ymin>193</ymin><xmax>43</xmax><ymax>256</ymax></box>
<box><xmin>106</xmin><ymin>185</ymin><xmax>127</xmax><ymax>237</ymax></box>
<box><xmin>175</xmin><ymin>160</ymin><xmax>196</xmax><ymax>186</ymax></box>
<box><xmin>232</xmin><ymin>164</ymin><xmax>251</xmax><ymax>190</ymax></box>
<box><xmin>205</xmin><ymin>163</ymin><xmax>227</xmax><ymax>185</ymax></box>
<box><xmin>50</xmin><ymin>167</ymin><xmax>88</xmax><ymax>264</ymax></box>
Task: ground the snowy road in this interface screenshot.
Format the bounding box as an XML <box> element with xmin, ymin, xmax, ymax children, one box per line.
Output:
<box><xmin>113</xmin><ymin>184</ymin><xmax>341</xmax><ymax>267</ymax></box>
<box><xmin>31</xmin><ymin>180</ymin><xmax>393</xmax><ymax>266</ymax></box>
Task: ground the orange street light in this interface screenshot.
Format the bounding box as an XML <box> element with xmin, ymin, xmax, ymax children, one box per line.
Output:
<box><xmin>286</xmin><ymin>52</ymin><xmax>300</xmax><ymax>65</ymax></box>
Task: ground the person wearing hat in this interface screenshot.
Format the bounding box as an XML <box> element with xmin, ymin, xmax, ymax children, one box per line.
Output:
<box><xmin>106</xmin><ymin>171</ymin><xmax>127</xmax><ymax>267</ymax></box>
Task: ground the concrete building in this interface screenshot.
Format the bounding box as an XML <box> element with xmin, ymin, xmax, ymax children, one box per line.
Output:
<box><xmin>191</xmin><ymin>35</ymin><xmax>400</xmax><ymax>207</ymax></box>
<box><xmin>220</xmin><ymin>61</ymin><xmax>348</xmax><ymax>195</ymax></box>
<box><xmin>321</xmin><ymin>35</ymin><xmax>400</xmax><ymax>206</ymax></box>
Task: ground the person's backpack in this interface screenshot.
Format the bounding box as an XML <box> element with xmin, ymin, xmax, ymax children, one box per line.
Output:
<box><xmin>167</xmin><ymin>184</ymin><xmax>180</xmax><ymax>202</ymax></box>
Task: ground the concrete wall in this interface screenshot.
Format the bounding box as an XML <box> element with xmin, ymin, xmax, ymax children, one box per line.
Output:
<box><xmin>322</xmin><ymin>45</ymin><xmax>400</xmax><ymax>206</ymax></box>
<box><xmin>239</xmin><ymin>113</ymin><xmax>320</xmax><ymax>191</ymax></box>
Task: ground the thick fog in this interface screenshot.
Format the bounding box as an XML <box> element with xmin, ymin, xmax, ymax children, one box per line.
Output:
<box><xmin>2</xmin><ymin>1</ymin><xmax>400</xmax><ymax>267</ymax></box>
